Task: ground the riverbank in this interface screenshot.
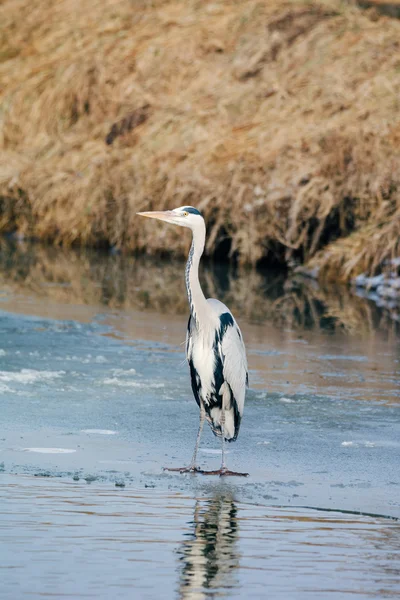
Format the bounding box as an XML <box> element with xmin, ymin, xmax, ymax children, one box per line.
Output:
<box><xmin>1</xmin><ymin>0</ymin><xmax>399</xmax><ymax>280</ymax></box>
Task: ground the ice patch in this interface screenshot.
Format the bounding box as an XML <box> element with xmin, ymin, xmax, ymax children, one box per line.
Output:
<box><xmin>257</xmin><ymin>441</ymin><xmax>271</xmax><ymax>445</ymax></box>
<box><xmin>0</xmin><ymin>383</ymin><xmax>13</xmax><ymax>394</ymax></box>
<box><xmin>280</xmin><ymin>397</ymin><xmax>295</xmax><ymax>403</ymax></box>
<box><xmin>320</xmin><ymin>355</ymin><xmax>367</xmax><ymax>362</ymax></box>
<box><xmin>81</xmin><ymin>429</ymin><xmax>118</xmax><ymax>435</ymax></box>
<box><xmin>103</xmin><ymin>377</ymin><xmax>164</xmax><ymax>388</ymax></box>
<box><xmin>250</xmin><ymin>349</ymin><xmax>282</xmax><ymax>356</ymax></box>
<box><xmin>94</xmin><ymin>356</ymin><xmax>108</xmax><ymax>363</ymax></box>
<box><xmin>0</xmin><ymin>369</ymin><xmax>65</xmax><ymax>384</ymax></box>
<box><xmin>200</xmin><ymin>448</ymin><xmax>230</xmax><ymax>455</ymax></box>
<box><xmin>24</xmin><ymin>448</ymin><xmax>76</xmax><ymax>454</ymax></box>
<box><xmin>98</xmin><ymin>460</ymin><xmax>132</xmax><ymax>464</ymax></box>
<box><xmin>0</xmin><ymin>349</ymin><xmax>6</xmax><ymax>356</ymax></box>
<box><xmin>341</xmin><ymin>441</ymin><xmax>376</xmax><ymax>448</ymax></box>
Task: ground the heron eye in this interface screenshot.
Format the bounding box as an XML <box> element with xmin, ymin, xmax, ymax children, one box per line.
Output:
<box><xmin>182</xmin><ymin>211</ymin><xmax>189</xmax><ymax>217</ymax></box>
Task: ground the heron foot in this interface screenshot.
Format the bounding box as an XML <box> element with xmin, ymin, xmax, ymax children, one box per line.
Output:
<box><xmin>197</xmin><ymin>468</ymin><xmax>249</xmax><ymax>477</ymax></box>
<box><xmin>163</xmin><ymin>466</ymin><xmax>201</xmax><ymax>474</ymax></box>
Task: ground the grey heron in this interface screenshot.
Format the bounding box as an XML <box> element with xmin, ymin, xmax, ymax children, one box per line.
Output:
<box><xmin>137</xmin><ymin>206</ymin><xmax>248</xmax><ymax>476</ymax></box>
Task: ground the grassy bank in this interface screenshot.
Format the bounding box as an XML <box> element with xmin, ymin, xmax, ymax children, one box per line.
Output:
<box><xmin>1</xmin><ymin>0</ymin><xmax>399</xmax><ymax>280</ymax></box>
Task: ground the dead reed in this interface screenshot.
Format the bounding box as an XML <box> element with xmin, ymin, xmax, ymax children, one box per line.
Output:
<box><xmin>1</xmin><ymin>0</ymin><xmax>399</xmax><ymax>279</ymax></box>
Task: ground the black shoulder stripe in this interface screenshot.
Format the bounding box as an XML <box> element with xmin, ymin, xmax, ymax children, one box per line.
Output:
<box><xmin>209</xmin><ymin>313</ymin><xmax>234</xmax><ymax>407</ymax></box>
<box><xmin>213</xmin><ymin>312</ymin><xmax>234</xmax><ymax>362</ymax></box>
<box><xmin>226</xmin><ymin>381</ymin><xmax>242</xmax><ymax>442</ymax></box>
<box><xmin>219</xmin><ymin>312</ymin><xmax>234</xmax><ymax>337</ymax></box>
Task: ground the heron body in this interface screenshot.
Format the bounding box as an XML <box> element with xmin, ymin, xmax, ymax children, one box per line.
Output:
<box><xmin>187</xmin><ymin>302</ymin><xmax>246</xmax><ymax>442</ymax></box>
<box><xmin>137</xmin><ymin>205</ymin><xmax>248</xmax><ymax>476</ymax></box>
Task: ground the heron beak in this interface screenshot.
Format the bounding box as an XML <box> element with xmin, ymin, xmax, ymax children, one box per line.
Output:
<box><xmin>137</xmin><ymin>210</ymin><xmax>175</xmax><ymax>222</ymax></box>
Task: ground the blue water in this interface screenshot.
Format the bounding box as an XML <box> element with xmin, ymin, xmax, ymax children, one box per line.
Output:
<box><xmin>0</xmin><ymin>307</ymin><xmax>399</xmax><ymax>516</ymax></box>
<box><xmin>0</xmin><ymin>246</ymin><xmax>400</xmax><ymax>599</ymax></box>
<box><xmin>1</xmin><ymin>476</ymin><xmax>399</xmax><ymax>600</ymax></box>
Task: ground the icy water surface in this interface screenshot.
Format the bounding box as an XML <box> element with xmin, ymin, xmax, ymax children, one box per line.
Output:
<box><xmin>1</xmin><ymin>476</ymin><xmax>399</xmax><ymax>600</ymax></box>
<box><xmin>0</xmin><ymin>243</ymin><xmax>399</xmax><ymax>599</ymax></box>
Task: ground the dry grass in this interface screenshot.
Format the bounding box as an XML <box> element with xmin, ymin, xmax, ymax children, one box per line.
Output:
<box><xmin>1</xmin><ymin>0</ymin><xmax>400</xmax><ymax>278</ymax></box>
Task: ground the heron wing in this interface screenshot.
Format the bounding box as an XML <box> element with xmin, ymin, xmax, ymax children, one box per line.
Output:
<box><xmin>218</xmin><ymin>313</ymin><xmax>248</xmax><ymax>418</ymax></box>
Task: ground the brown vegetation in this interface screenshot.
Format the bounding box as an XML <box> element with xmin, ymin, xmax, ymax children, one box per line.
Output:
<box><xmin>0</xmin><ymin>0</ymin><xmax>399</xmax><ymax>280</ymax></box>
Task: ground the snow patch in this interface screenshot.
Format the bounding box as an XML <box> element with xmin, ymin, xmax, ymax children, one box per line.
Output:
<box><xmin>81</xmin><ymin>429</ymin><xmax>118</xmax><ymax>435</ymax></box>
<box><xmin>200</xmin><ymin>448</ymin><xmax>230</xmax><ymax>455</ymax></box>
<box><xmin>0</xmin><ymin>383</ymin><xmax>13</xmax><ymax>394</ymax></box>
<box><xmin>0</xmin><ymin>369</ymin><xmax>65</xmax><ymax>384</ymax></box>
<box><xmin>103</xmin><ymin>377</ymin><xmax>164</xmax><ymax>388</ymax></box>
<box><xmin>95</xmin><ymin>355</ymin><xmax>108</xmax><ymax>363</ymax></box>
<box><xmin>24</xmin><ymin>448</ymin><xmax>76</xmax><ymax>454</ymax></box>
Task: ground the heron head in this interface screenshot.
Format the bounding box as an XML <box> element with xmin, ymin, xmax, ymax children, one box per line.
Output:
<box><xmin>137</xmin><ymin>206</ymin><xmax>203</xmax><ymax>230</ymax></box>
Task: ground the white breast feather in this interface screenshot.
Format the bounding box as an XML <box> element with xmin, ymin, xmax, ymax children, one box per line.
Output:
<box><xmin>190</xmin><ymin>326</ymin><xmax>216</xmax><ymax>403</ymax></box>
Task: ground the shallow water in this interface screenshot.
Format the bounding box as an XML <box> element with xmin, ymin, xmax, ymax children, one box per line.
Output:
<box><xmin>0</xmin><ymin>243</ymin><xmax>399</xmax><ymax>598</ymax></box>
<box><xmin>1</xmin><ymin>476</ymin><xmax>399</xmax><ymax>600</ymax></box>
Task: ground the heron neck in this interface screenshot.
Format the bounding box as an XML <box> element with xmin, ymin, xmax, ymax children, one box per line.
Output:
<box><xmin>185</xmin><ymin>223</ymin><xmax>209</xmax><ymax>325</ymax></box>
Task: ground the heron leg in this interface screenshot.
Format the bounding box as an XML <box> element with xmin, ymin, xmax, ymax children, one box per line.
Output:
<box><xmin>163</xmin><ymin>402</ymin><xmax>205</xmax><ymax>474</ymax></box>
<box><xmin>190</xmin><ymin>401</ymin><xmax>206</xmax><ymax>468</ymax></box>
<box><xmin>221</xmin><ymin>408</ymin><xmax>227</xmax><ymax>470</ymax></box>
<box><xmin>197</xmin><ymin>407</ymin><xmax>249</xmax><ymax>477</ymax></box>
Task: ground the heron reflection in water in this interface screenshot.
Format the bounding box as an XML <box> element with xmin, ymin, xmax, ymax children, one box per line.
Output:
<box><xmin>138</xmin><ymin>207</ymin><xmax>248</xmax><ymax>476</ymax></box>
<box><xmin>177</xmin><ymin>494</ymin><xmax>239</xmax><ymax>600</ymax></box>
